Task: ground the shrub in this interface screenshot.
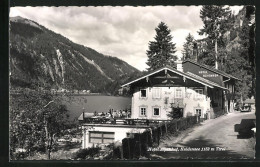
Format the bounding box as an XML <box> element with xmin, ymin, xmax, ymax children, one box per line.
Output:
<box><xmin>11</xmin><ymin>152</ymin><xmax>28</xmax><ymax>160</ymax></box>
<box><xmin>72</xmin><ymin>147</ymin><xmax>101</xmax><ymax>160</ymax></box>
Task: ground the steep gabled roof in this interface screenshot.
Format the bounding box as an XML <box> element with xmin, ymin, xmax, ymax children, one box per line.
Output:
<box><xmin>186</xmin><ymin>72</ymin><xmax>226</xmax><ymax>89</ymax></box>
<box><xmin>183</xmin><ymin>59</ymin><xmax>241</xmax><ymax>81</ymax></box>
<box><xmin>122</xmin><ymin>66</ymin><xmax>227</xmax><ymax>89</ymax></box>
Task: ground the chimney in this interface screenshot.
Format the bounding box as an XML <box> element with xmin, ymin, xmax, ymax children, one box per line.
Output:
<box><xmin>176</xmin><ymin>60</ymin><xmax>183</xmax><ymax>72</ymax></box>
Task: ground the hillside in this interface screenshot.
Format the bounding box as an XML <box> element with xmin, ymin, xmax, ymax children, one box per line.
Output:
<box><xmin>9</xmin><ymin>16</ymin><xmax>140</xmax><ymax>93</ymax></box>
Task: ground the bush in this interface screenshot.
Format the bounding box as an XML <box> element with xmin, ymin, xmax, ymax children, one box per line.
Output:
<box><xmin>72</xmin><ymin>147</ymin><xmax>101</xmax><ymax>160</ymax></box>
<box><xmin>11</xmin><ymin>152</ymin><xmax>28</xmax><ymax>160</ymax></box>
<box><xmin>103</xmin><ymin>143</ymin><xmax>121</xmax><ymax>160</ymax></box>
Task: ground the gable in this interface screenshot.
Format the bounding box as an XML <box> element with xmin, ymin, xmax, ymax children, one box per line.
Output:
<box><xmin>121</xmin><ymin>67</ymin><xmax>226</xmax><ymax>89</ymax></box>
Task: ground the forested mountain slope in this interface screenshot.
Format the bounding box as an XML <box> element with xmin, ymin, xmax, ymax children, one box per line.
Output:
<box><xmin>9</xmin><ymin>16</ymin><xmax>140</xmax><ymax>93</ymax></box>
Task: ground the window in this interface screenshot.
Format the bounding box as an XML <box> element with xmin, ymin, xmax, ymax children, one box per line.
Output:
<box><xmin>140</xmin><ymin>107</ymin><xmax>146</xmax><ymax>116</ymax></box>
<box><xmin>175</xmin><ymin>89</ymin><xmax>182</xmax><ymax>98</ymax></box>
<box><xmin>89</xmin><ymin>131</ymin><xmax>114</xmax><ymax>144</ymax></box>
<box><xmin>164</xmin><ymin>97</ymin><xmax>169</xmax><ymax>104</ymax></box>
<box><xmin>153</xmin><ymin>107</ymin><xmax>160</xmax><ymax>116</ymax></box>
<box><xmin>152</xmin><ymin>88</ymin><xmax>161</xmax><ymax>98</ymax></box>
<box><xmin>195</xmin><ymin>89</ymin><xmax>204</xmax><ymax>99</ymax></box>
<box><xmin>196</xmin><ymin>109</ymin><xmax>202</xmax><ymax>116</ymax></box>
<box><xmin>140</xmin><ymin>89</ymin><xmax>147</xmax><ymax>98</ymax></box>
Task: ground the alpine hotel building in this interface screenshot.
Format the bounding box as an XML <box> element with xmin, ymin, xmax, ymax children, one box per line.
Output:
<box><xmin>122</xmin><ymin>60</ymin><xmax>239</xmax><ymax>120</ymax></box>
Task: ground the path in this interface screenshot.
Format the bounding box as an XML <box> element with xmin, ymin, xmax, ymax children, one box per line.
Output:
<box><xmin>150</xmin><ymin>112</ymin><xmax>256</xmax><ymax>159</ymax></box>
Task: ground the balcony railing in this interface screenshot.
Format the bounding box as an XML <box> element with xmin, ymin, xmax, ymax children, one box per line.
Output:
<box><xmin>79</xmin><ymin>117</ymin><xmax>171</xmax><ymax>126</ymax></box>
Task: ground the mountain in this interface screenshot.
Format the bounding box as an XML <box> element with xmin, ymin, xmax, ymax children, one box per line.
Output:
<box><xmin>9</xmin><ymin>16</ymin><xmax>140</xmax><ymax>93</ymax></box>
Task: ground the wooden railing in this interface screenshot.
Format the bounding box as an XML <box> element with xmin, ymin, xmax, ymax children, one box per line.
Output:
<box><xmin>79</xmin><ymin>117</ymin><xmax>171</xmax><ymax>126</ymax></box>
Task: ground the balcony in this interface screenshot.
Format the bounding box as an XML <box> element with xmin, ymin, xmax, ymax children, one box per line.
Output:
<box><xmin>79</xmin><ymin>116</ymin><xmax>170</xmax><ymax>127</ymax></box>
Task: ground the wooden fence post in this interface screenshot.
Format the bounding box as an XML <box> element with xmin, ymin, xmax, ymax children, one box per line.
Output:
<box><xmin>120</xmin><ymin>146</ymin><xmax>124</xmax><ymax>159</ymax></box>
<box><xmin>160</xmin><ymin>125</ymin><xmax>163</xmax><ymax>136</ymax></box>
<box><xmin>128</xmin><ymin>138</ymin><xmax>130</xmax><ymax>159</ymax></box>
<box><xmin>139</xmin><ymin>134</ymin><xmax>141</xmax><ymax>158</ymax></box>
<box><xmin>165</xmin><ymin>121</ymin><xmax>167</xmax><ymax>134</ymax></box>
<box><xmin>157</xmin><ymin>129</ymin><xmax>160</xmax><ymax>146</ymax></box>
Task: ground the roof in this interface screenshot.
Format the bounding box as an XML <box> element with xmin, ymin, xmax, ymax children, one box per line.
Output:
<box><xmin>183</xmin><ymin>59</ymin><xmax>241</xmax><ymax>81</ymax></box>
<box><xmin>186</xmin><ymin>72</ymin><xmax>226</xmax><ymax>89</ymax></box>
<box><xmin>122</xmin><ymin>66</ymin><xmax>227</xmax><ymax>90</ymax></box>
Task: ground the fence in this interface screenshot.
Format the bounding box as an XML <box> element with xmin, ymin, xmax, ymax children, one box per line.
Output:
<box><xmin>121</xmin><ymin>116</ymin><xmax>199</xmax><ymax>159</ymax></box>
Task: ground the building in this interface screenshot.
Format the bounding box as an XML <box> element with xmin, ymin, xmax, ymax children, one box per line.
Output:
<box><xmin>78</xmin><ymin>113</ymin><xmax>156</xmax><ymax>148</ymax></box>
<box><xmin>122</xmin><ymin>60</ymin><xmax>239</xmax><ymax>120</ymax></box>
<box><xmin>78</xmin><ymin>60</ymin><xmax>239</xmax><ymax>148</ymax></box>
<box><xmin>182</xmin><ymin>60</ymin><xmax>240</xmax><ymax>113</ymax></box>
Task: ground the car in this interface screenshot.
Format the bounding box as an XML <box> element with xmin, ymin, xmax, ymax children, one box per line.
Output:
<box><xmin>240</xmin><ymin>105</ymin><xmax>251</xmax><ymax>112</ymax></box>
<box><xmin>234</xmin><ymin>119</ymin><xmax>255</xmax><ymax>138</ymax></box>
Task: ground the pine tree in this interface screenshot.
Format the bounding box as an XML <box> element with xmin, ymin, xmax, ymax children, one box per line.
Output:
<box><xmin>182</xmin><ymin>33</ymin><xmax>195</xmax><ymax>61</ymax></box>
<box><xmin>245</xmin><ymin>6</ymin><xmax>256</xmax><ymax>97</ymax></box>
<box><xmin>146</xmin><ymin>22</ymin><xmax>177</xmax><ymax>71</ymax></box>
<box><xmin>199</xmin><ymin>5</ymin><xmax>232</xmax><ymax>69</ymax></box>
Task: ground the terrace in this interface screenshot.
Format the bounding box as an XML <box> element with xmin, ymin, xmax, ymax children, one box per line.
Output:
<box><xmin>78</xmin><ymin>112</ymin><xmax>171</xmax><ymax>127</ymax></box>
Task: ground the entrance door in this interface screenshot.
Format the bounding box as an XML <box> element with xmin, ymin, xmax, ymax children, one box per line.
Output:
<box><xmin>196</xmin><ymin>109</ymin><xmax>202</xmax><ymax>117</ymax></box>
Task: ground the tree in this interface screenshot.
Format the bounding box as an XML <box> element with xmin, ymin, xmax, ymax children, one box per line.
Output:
<box><xmin>182</xmin><ymin>33</ymin><xmax>195</xmax><ymax>61</ymax></box>
<box><xmin>10</xmin><ymin>89</ymin><xmax>70</xmax><ymax>160</ymax></box>
<box><xmin>245</xmin><ymin>5</ymin><xmax>256</xmax><ymax>97</ymax></box>
<box><xmin>223</xmin><ymin>49</ymin><xmax>252</xmax><ymax>101</ymax></box>
<box><xmin>197</xmin><ymin>6</ymin><xmax>255</xmax><ymax>102</ymax></box>
<box><xmin>167</xmin><ymin>106</ymin><xmax>183</xmax><ymax>119</ymax></box>
<box><xmin>199</xmin><ymin>5</ymin><xmax>232</xmax><ymax>69</ymax></box>
<box><xmin>146</xmin><ymin>22</ymin><xmax>177</xmax><ymax>71</ymax></box>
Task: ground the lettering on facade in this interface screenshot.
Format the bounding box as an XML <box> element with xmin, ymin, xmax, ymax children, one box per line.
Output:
<box><xmin>199</xmin><ymin>71</ymin><xmax>218</xmax><ymax>78</ymax></box>
<box><xmin>199</xmin><ymin>71</ymin><xmax>208</xmax><ymax>74</ymax></box>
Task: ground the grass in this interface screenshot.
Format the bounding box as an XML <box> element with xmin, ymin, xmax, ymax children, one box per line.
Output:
<box><xmin>25</xmin><ymin>142</ymin><xmax>81</xmax><ymax>160</ymax></box>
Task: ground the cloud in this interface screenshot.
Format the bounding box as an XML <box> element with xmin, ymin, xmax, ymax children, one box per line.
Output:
<box><xmin>9</xmin><ymin>6</ymin><xmax>243</xmax><ymax>71</ymax></box>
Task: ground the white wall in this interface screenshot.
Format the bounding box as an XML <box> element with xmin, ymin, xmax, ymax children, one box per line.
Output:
<box><xmin>82</xmin><ymin>125</ymin><xmax>147</xmax><ymax>148</ymax></box>
<box><xmin>131</xmin><ymin>87</ymin><xmax>211</xmax><ymax>119</ymax></box>
<box><xmin>183</xmin><ymin>88</ymin><xmax>211</xmax><ymax>118</ymax></box>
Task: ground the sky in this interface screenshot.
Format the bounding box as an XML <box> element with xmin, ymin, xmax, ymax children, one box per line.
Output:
<box><xmin>10</xmin><ymin>6</ymin><xmax>243</xmax><ymax>71</ymax></box>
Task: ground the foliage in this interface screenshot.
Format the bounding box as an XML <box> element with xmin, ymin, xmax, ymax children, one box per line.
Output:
<box><xmin>182</xmin><ymin>33</ymin><xmax>195</xmax><ymax>61</ymax></box>
<box><xmin>223</xmin><ymin>50</ymin><xmax>252</xmax><ymax>100</ymax></box>
<box><xmin>199</xmin><ymin>6</ymin><xmax>232</xmax><ymax>40</ymax></box>
<box><xmin>146</xmin><ymin>22</ymin><xmax>177</xmax><ymax>71</ymax></box>
<box><xmin>197</xmin><ymin>6</ymin><xmax>255</xmax><ymax>101</ymax></box>
<box><xmin>9</xmin><ymin>89</ymin><xmax>70</xmax><ymax>160</ymax></box>
<box><xmin>198</xmin><ymin>5</ymin><xmax>233</xmax><ymax>68</ymax></box>
<box><xmin>222</xmin><ymin>6</ymin><xmax>255</xmax><ymax>100</ymax></box>
<box><xmin>72</xmin><ymin>147</ymin><xmax>101</xmax><ymax>160</ymax></box>
<box><xmin>167</xmin><ymin>107</ymin><xmax>183</xmax><ymax>119</ymax></box>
